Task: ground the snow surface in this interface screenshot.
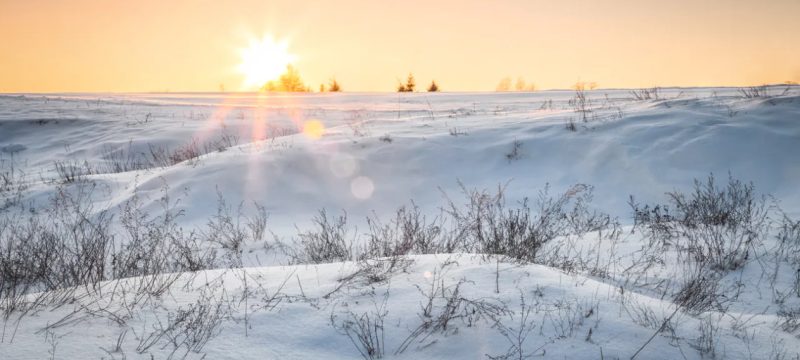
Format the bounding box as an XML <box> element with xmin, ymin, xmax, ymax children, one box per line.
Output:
<box><xmin>1</xmin><ymin>87</ymin><xmax>799</xmax><ymax>359</ymax></box>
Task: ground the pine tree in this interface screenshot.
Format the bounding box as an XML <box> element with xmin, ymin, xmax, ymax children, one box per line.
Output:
<box><xmin>278</xmin><ymin>65</ymin><xmax>306</xmax><ymax>92</ymax></box>
<box><xmin>427</xmin><ymin>81</ymin><xmax>439</xmax><ymax>92</ymax></box>
<box><xmin>329</xmin><ymin>78</ymin><xmax>341</xmax><ymax>92</ymax></box>
<box><xmin>405</xmin><ymin>73</ymin><xmax>416</xmax><ymax>92</ymax></box>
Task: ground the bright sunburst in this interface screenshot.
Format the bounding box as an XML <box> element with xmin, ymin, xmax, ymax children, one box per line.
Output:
<box><xmin>237</xmin><ymin>35</ymin><xmax>295</xmax><ymax>89</ymax></box>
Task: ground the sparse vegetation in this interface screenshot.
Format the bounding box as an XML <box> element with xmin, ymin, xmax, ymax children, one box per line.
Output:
<box><xmin>630</xmin><ymin>87</ymin><xmax>661</xmax><ymax>100</ymax></box>
<box><xmin>505</xmin><ymin>139</ymin><xmax>522</xmax><ymax>162</ymax></box>
<box><xmin>1</xmin><ymin>89</ymin><xmax>799</xmax><ymax>359</ymax></box>
<box><xmin>331</xmin><ymin>291</ymin><xmax>389</xmax><ymax>360</ymax></box>
<box><xmin>0</xmin><ymin>169</ymin><xmax>798</xmax><ymax>358</ymax></box>
<box><xmin>565</xmin><ymin>118</ymin><xmax>577</xmax><ymax>132</ymax></box>
<box><xmin>397</xmin><ymin>73</ymin><xmax>416</xmax><ymax>92</ymax></box>
<box><xmin>448</xmin><ymin>127</ymin><xmax>467</xmax><ymax>136</ymax></box>
<box><xmin>569</xmin><ymin>84</ymin><xmax>592</xmax><ymax>123</ymax></box>
<box><xmin>329</xmin><ymin>78</ymin><xmax>342</xmax><ymax>92</ymax></box>
<box><xmin>297</xmin><ymin>210</ymin><xmax>354</xmax><ymax>264</ymax></box>
<box><xmin>262</xmin><ymin>65</ymin><xmax>310</xmax><ymax>92</ymax></box>
<box><xmin>738</xmin><ymin>85</ymin><xmax>769</xmax><ymax>98</ymax></box>
<box><xmin>97</xmin><ymin>132</ymin><xmax>240</xmax><ymax>175</ymax></box>
<box><xmin>379</xmin><ymin>134</ymin><xmax>393</xmax><ymax>143</ymax></box>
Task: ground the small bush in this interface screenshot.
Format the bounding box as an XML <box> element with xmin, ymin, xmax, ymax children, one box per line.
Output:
<box><xmin>201</xmin><ymin>191</ymin><xmax>268</xmax><ymax>268</ymax></box>
<box><xmin>331</xmin><ymin>292</ymin><xmax>388</xmax><ymax>360</ymax></box>
<box><xmin>634</xmin><ymin>173</ymin><xmax>769</xmax><ymax>271</ymax></box>
<box><xmin>396</xmin><ymin>276</ymin><xmax>509</xmax><ymax>354</ymax></box>
<box><xmin>565</xmin><ymin>118</ymin><xmax>577</xmax><ymax>132</ymax></box>
<box><xmin>0</xmin><ymin>183</ymin><xmax>112</xmax><ymax>316</ymax></box>
<box><xmin>298</xmin><ymin>210</ymin><xmax>353</xmax><ymax>264</ymax></box>
<box><xmin>427</xmin><ymin>81</ymin><xmax>439</xmax><ymax>92</ymax></box>
<box><xmin>673</xmin><ymin>263</ymin><xmax>722</xmax><ymax>313</ymax></box>
<box><xmin>630</xmin><ymin>87</ymin><xmax>661</xmax><ymax>101</ymax></box>
<box><xmin>363</xmin><ymin>204</ymin><xmax>444</xmax><ymax>258</ymax></box>
<box><xmin>136</xmin><ymin>288</ymin><xmax>231</xmax><ymax>356</ymax></box>
<box><xmin>0</xmin><ymin>163</ymin><xmax>27</xmax><ymax>211</ymax></box>
<box><xmin>52</xmin><ymin>160</ymin><xmax>94</xmax><ymax>183</ymax></box>
<box><xmin>568</xmin><ymin>86</ymin><xmax>592</xmax><ymax>122</ymax></box>
<box><xmin>379</xmin><ymin>134</ymin><xmax>393</xmax><ymax>143</ymax></box>
<box><xmin>448</xmin><ymin>127</ymin><xmax>467</xmax><ymax>136</ymax></box>
<box><xmin>670</xmin><ymin>174</ymin><xmax>769</xmax><ymax>271</ymax></box>
<box><xmin>738</xmin><ymin>85</ymin><xmax>769</xmax><ymax>98</ymax></box>
<box><xmin>505</xmin><ymin>139</ymin><xmax>522</xmax><ymax>162</ymax></box>
<box><xmin>442</xmin><ymin>183</ymin><xmax>594</xmax><ymax>263</ymax></box>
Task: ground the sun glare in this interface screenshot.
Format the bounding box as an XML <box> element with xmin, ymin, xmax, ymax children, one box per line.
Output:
<box><xmin>238</xmin><ymin>35</ymin><xmax>295</xmax><ymax>89</ymax></box>
<box><xmin>302</xmin><ymin>120</ymin><xmax>325</xmax><ymax>139</ymax></box>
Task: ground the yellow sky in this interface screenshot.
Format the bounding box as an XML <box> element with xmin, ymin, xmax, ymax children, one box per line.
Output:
<box><xmin>1</xmin><ymin>0</ymin><xmax>798</xmax><ymax>92</ymax></box>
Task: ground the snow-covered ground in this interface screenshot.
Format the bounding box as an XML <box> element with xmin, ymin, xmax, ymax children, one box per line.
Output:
<box><xmin>1</xmin><ymin>87</ymin><xmax>799</xmax><ymax>359</ymax></box>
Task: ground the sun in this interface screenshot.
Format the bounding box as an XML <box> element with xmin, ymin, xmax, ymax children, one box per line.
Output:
<box><xmin>237</xmin><ymin>35</ymin><xmax>295</xmax><ymax>89</ymax></box>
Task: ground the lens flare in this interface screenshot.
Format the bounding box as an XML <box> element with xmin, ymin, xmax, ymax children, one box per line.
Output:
<box><xmin>302</xmin><ymin>120</ymin><xmax>325</xmax><ymax>139</ymax></box>
<box><xmin>350</xmin><ymin>176</ymin><xmax>374</xmax><ymax>200</ymax></box>
<box><xmin>329</xmin><ymin>153</ymin><xmax>357</xmax><ymax>178</ymax></box>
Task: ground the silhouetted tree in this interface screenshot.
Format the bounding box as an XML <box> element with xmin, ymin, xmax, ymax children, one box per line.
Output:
<box><xmin>427</xmin><ymin>81</ymin><xmax>439</xmax><ymax>92</ymax></box>
<box><xmin>279</xmin><ymin>65</ymin><xmax>306</xmax><ymax>92</ymax></box>
<box><xmin>262</xmin><ymin>64</ymin><xmax>308</xmax><ymax>92</ymax></box>
<box><xmin>329</xmin><ymin>78</ymin><xmax>341</xmax><ymax>92</ymax></box>
<box><xmin>406</xmin><ymin>73</ymin><xmax>416</xmax><ymax>92</ymax></box>
<box><xmin>398</xmin><ymin>73</ymin><xmax>416</xmax><ymax>92</ymax></box>
<box><xmin>572</xmin><ymin>81</ymin><xmax>597</xmax><ymax>91</ymax></box>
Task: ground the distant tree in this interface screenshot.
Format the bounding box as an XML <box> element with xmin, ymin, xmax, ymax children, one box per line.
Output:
<box><xmin>262</xmin><ymin>64</ymin><xmax>309</xmax><ymax>92</ymax></box>
<box><xmin>427</xmin><ymin>80</ymin><xmax>439</xmax><ymax>92</ymax></box>
<box><xmin>572</xmin><ymin>81</ymin><xmax>597</xmax><ymax>91</ymax></box>
<box><xmin>515</xmin><ymin>77</ymin><xmax>526</xmax><ymax>91</ymax></box>
<box><xmin>329</xmin><ymin>78</ymin><xmax>341</xmax><ymax>92</ymax></box>
<box><xmin>263</xmin><ymin>81</ymin><xmax>277</xmax><ymax>92</ymax></box>
<box><xmin>511</xmin><ymin>77</ymin><xmax>535</xmax><ymax>91</ymax></box>
<box><xmin>404</xmin><ymin>73</ymin><xmax>416</xmax><ymax>92</ymax></box>
<box><xmin>397</xmin><ymin>83</ymin><xmax>407</xmax><ymax>92</ymax></box>
<box><xmin>496</xmin><ymin>77</ymin><xmax>512</xmax><ymax>91</ymax></box>
<box><xmin>320</xmin><ymin>84</ymin><xmax>326</xmax><ymax>92</ymax></box>
<box><xmin>279</xmin><ymin>65</ymin><xmax>306</xmax><ymax>92</ymax></box>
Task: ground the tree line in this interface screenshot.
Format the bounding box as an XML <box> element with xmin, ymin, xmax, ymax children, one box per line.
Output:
<box><xmin>253</xmin><ymin>66</ymin><xmax>442</xmax><ymax>93</ymax></box>
<box><xmin>251</xmin><ymin>65</ymin><xmax>549</xmax><ymax>93</ymax></box>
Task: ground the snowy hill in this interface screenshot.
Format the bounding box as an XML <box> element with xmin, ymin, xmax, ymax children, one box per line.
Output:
<box><xmin>1</xmin><ymin>86</ymin><xmax>799</xmax><ymax>359</ymax></box>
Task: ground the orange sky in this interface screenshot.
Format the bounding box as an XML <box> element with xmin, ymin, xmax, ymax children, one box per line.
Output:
<box><xmin>1</xmin><ymin>0</ymin><xmax>798</xmax><ymax>92</ymax></box>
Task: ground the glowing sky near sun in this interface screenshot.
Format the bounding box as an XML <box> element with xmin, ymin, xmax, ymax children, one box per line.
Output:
<box><xmin>1</xmin><ymin>0</ymin><xmax>798</xmax><ymax>92</ymax></box>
